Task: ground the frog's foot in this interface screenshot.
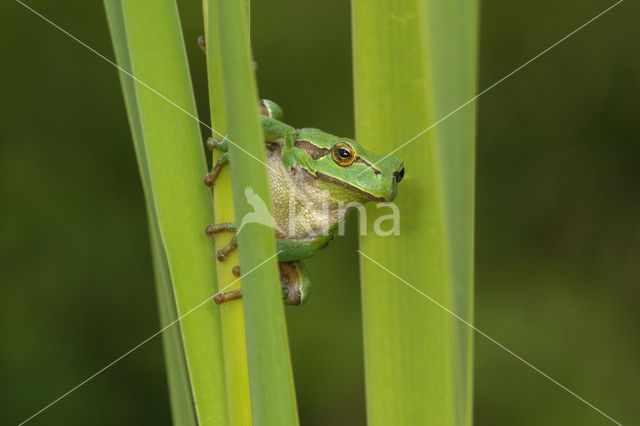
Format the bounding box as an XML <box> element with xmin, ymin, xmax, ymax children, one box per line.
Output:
<box><xmin>205</xmin><ymin>222</ymin><xmax>238</xmax><ymax>261</ymax></box>
<box><xmin>197</xmin><ymin>35</ymin><xmax>206</xmax><ymax>53</ymax></box>
<box><xmin>203</xmin><ymin>152</ymin><xmax>229</xmax><ymax>187</ymax></box>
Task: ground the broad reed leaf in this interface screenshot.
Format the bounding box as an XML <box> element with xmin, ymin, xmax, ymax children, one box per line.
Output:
<box><xmin>105</xmin><ymin>1</ymin><xmax>228</xmax><ymax>424</ymax></box>
<box><xmin>352</xmin><ymin>0</ymin><xmax>477</xmax><ymax>424</ymax></box>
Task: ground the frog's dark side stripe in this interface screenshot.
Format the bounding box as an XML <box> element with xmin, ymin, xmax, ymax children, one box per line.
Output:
<box><xmin>295</xmin><ymin>139</ymin><xmax>382</xmax><ymax>175</ymax></box>
<box><xmin>294</xmin><ymin>139</ymin><xmax>329</xmax><ymax>159</ymax></box>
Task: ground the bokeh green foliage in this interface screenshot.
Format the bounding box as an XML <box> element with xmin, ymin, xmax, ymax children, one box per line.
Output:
<box><xmin>1</xmin><ymin>0</ymin><xmax>638</xmax><ymax>425</ymax></box>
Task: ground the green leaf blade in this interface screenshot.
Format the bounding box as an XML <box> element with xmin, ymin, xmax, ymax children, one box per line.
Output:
<box><xmin>105</xmin><ymin>0</ymin><xmax>229</xmax><ymax>424</ymax></box>
<box><xmin>203</xmin><ymin>1</ymin><xmax>252</xmax><ymax>425</ymax></box>
<box><xmin>352</xmin><ymin>0</ymin><xmax>477</xmax><ymax>424</ymax></box>
<box><xmin>214</xmin><ymin>1</ymin><xmax>299</xmax><ymax>424</ymax></box>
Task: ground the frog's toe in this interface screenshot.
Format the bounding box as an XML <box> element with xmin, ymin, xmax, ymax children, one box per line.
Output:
<box><xmin>232</xmin><ymin>265</ymin><xmax>241</xmax><ymax>277</ymax></box>
<box><xmin>203</xmin><ymin>169</ymin><xmax>219</xmax><ymax>187</ymax></box>
<box><xmin>197</xmin><ymin>35</ymin><xmax>205</xmax><ymax>52</ymax></box>
<box><xmin>214</xmin><ymin>289</ymin><xmax>242</xmax><ymax>304</ymax></box>
<box><xmin>205</xmin><ymin>222</ymin><xmax>237</xmax><ymax>237</ymax></box>
<box><xmin>203</xmin><ymin>152</ymin><xmax>229</xmax><ymax>187</ymax></box>
<box><xmin>217</xmin><ymin>237</ymin><xmax>238</xmax><ymax>262</ymax></box>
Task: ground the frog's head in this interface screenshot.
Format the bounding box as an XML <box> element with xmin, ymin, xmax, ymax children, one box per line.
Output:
<box><xmin>295</xmin><ymin>129</ymin><xmax>405</xmax><ymax>203</ymax></box>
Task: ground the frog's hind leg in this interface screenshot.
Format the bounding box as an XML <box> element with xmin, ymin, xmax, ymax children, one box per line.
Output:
<box><xmin>213</xmin><ymin>261</ymin><xmax>312</xmax><ymax>305</ymax></box>
<box><xmin>279</xmin><ymin>261</ymin><xmax>311</xmax><ymax>305</ymax></box>
<box><xmin>205</xmin><ymin>222</ymin><xmax>238</xmax><ymax>261</ymax></box>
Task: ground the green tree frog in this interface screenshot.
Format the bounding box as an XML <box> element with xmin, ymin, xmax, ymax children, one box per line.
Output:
<box><xmin>204</xmin><ymin>99</ymin><xmax>404</xmax><ymax>305</ymax></box>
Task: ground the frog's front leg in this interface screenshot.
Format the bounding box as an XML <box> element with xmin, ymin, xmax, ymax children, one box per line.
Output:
<box><xmin>214</xmin><ymin>261</ymin><xmax>311</xmax><ymax>305</ymax></box>
<box><xmin>205</xmin><ymin>222</ymin><xmax>238</xmax><ymax>261</ymax></box>
<box><xmin>204</xmin><ymin>152</ymin><xmax>229</xmax><ymax>187</ymax></box>
<box><xmin>203</xmin><ymin>136</ymin><xmax>230</xmax><ymax>187</ymax></box>
<box><xmin>203</xmin><ymin>103</ymin><xmax>287</xmax><ymax>186</ymax></box>
<box><xmin>206</xmin><ymin>136</ymin><xmax>229</xmax><ymax>152</ymax></box>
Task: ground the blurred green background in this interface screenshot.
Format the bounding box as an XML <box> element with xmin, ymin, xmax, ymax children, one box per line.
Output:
<box><xmin>1</xmin><ymin>0</ymin><xmax>638</xmax><ymax>425</ymax></box>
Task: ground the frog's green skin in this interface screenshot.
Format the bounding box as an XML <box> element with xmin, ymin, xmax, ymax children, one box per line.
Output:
<box><xmin>206</xmin><ymin>99</ymin><xmax>404</xmax><ymax>305</ymax></box>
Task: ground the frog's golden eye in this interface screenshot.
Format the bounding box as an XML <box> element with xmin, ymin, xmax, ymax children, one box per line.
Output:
<box><xmin>331</xmin><ymin>142</ymin><xmax>356</xmax><ymax>167</ymax></box>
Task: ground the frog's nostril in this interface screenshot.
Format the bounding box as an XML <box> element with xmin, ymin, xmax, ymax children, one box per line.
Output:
<box><xmin>394</xmin><ymin>167</ymin><xmax>405</xmax><ymax>183</ymax></box>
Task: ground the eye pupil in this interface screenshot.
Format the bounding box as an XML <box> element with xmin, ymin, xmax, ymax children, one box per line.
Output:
<box><xmin>338</xmin><ymin>148</ymin><xmax>350</xmax><ymax>158</ymax></box>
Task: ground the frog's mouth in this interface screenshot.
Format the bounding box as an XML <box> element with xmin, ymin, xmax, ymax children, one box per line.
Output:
<box><xmin>315</xmin><ymin>171</ymin><xmax>389</xmax><ymax>202</ymax></box>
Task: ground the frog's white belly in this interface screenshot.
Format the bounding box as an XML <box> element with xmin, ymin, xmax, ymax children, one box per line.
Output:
<box><xmin>266</xmin><ymin>144</ymin><xmax>346</xmax><ymax>242</ymax></box>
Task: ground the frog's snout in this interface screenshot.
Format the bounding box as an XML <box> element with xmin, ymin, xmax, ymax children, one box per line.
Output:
<box><xmin>394</xmin><ymin>167</ymin><xmax>405</xmax><ymax>183</ymax></box>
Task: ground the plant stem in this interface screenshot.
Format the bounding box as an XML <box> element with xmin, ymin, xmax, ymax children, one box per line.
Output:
<box><xmin>214</xmin><ymin>0</ymin><xmax>299</xmax><ymax>424</ymax></box>
<box><xmin>203</xmin><ymin>1</ymin><xmax>251</xmax><ymax>425</ymax></box>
